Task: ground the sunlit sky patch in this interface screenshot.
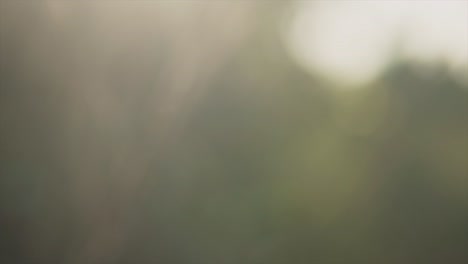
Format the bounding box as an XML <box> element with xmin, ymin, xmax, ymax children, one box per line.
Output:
<box><xmin>285</xmin><ymin>0</ymin><xmax>468</xmax><ymax>87</ymax></box>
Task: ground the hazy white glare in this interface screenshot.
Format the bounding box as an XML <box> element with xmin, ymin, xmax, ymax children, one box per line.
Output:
<box><xmin>286</xmin><ymin>0</ymin><xmax>468</xmax><ymax>87</ymax></box>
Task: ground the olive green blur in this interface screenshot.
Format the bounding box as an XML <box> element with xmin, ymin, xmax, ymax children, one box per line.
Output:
<box><xmin>1</xmin><ymin>1</ymin><xmax>467</xmax><ymax>264</ymax></box>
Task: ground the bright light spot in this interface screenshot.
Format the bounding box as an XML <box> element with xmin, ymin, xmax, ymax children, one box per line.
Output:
<box><xmin>285</xmin><ymin>0</ymin><xmax>468</xmax><ymax>87</ymax></box>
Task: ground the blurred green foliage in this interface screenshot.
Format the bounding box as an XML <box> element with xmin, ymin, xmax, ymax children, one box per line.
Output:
<box><xmin>0</xmin><ymin>2</ymin><xmax>467</xmax><ymax>264</ymax></box>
